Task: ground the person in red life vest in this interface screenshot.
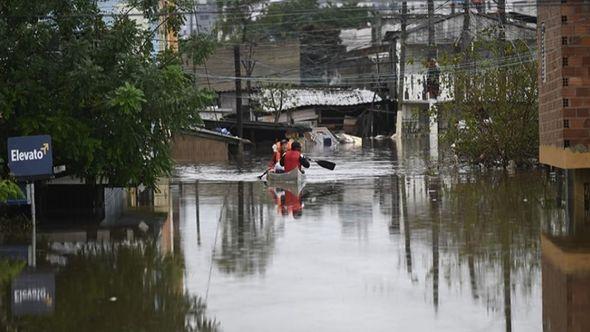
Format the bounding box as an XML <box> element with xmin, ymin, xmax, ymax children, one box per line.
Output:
<box><xmin>268</xmin><ymin>139</ymin><xmax>289</xmax><ymax>173</ymax></box>
<box><xmin>280</xmin><ymin>141</ymin><xmax>310</xmax><ymax>173</ymax></box>
<box><xmin>268</xmin><ymin>138</ymin><xmax>282</xmax><ymax>168</ymax></box>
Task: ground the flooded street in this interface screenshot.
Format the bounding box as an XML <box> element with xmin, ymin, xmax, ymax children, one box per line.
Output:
<box><xmin>2</xmin><ymin>140</ymin><xmax>580</xmax><ymax>331</ymax></box>
<box><xmin>172</xmin><ymin>140</ymin><xmax>558</xmax><ymax>331</ymax></box>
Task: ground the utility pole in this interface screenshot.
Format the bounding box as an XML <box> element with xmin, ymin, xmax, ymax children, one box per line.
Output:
<box><xmin>498</xmin><ymin>0</ymin><xmax>507</xmax><ymax>101</ymax></box>
<box><xmin>427</xmin><ymin>0</ymin><xmax>435</xmax><ymax>60</ymax></box>
<box><xmin>498</xmin><ymin>0</ymin><xmax>506</xmax><ymax>46</ymax></box>
<box><xmin>234</xmin><ymin>45</ymin><xmax>243</xmax><ymax>139</ymax></box>
<box><xmin>461</xmin><ymin>0</ymin><xmax>470</xmax><ymax>53</ymax></box>
<box><xmin>398</xmin><ymin>1</ymin><xmax>407</xmax><ymax>110</ymax></box>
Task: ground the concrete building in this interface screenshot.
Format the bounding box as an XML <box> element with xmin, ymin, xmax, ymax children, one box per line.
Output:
<box><xmin>179</xmin><ymin>1</ymin><xmax>217</xmax><ymax>37</ymax></box>
<box><xmin>383</xmin><ymin>11</ymin><xmax>536</xmax><ymax>136</ymax></box>
<box><xmin>538</xmin><ymin>1</ymin><xmax>590</xmax><ymax>169</ymax></box>
<box><xmin>190</xmin><ymin>41</ymin><xmax>301</xmax><ymax>92</ymax></box>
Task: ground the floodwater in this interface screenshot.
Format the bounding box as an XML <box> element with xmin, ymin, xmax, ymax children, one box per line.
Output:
<box><xmin>2</xmin><ymin>138</ymin><xmax>588</xmax><ymax>331</ymax></box>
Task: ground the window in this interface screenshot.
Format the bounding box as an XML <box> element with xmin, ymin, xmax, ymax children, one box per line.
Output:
<box><xmin>562</xmin><ymin>16</ymin><xmax>568</xmax><ymax>24</ymax></box>
<box><xmin>562</xmin><ymin>37</ymin><xmax>569</xmax><ymax>45</ymax></box>
<box><xmin>564</xmin><ymin>77</ymin><xmax>569</xmax><ymax>86</ymax></box>
<box><xmin>563</xmin><ymin>57</ymin><xmax>569</xmax><ymax>67</ymax></box>
<box><xmin>564</xmin><ymin>98</ymin><xmax>570</xmax><ymax>107</ymax></box>
<box><xmin>564</xmin><ymin>119</ymin><xmax>570</xmax><ymax>128</ymax></box>
<box><xmin>541</xmin><ymin>23</ymin><xmax>547</xmax><ymax>83</ymax></box>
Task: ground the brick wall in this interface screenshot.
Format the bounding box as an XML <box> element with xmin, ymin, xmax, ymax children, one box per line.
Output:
<box><xmin>539</xmin><ymin>1</ymin><xmax>590</xmax><ymax>168</ymax></box>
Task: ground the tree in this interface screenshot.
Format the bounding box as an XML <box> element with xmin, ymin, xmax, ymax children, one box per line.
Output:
<box><xmin>0</xmin><ymin>178</ymin><xmax>23</xmax><ymax>202</ymax></box>
<box><xmin>0</xmin><ymin>0</ymin><xmax>214</xmax><ymax>190</ymax></box>
<box><xmin>255</xmin><ymin>83</ymin><xmax>298</xmax><ymax>123</ymax></box>
<box><xmin>255</xmin><ymin>0</ymin><xmax>369</xmax><ymax>86</ymax></box>
<box><xmin>435</xmin><ymin>35</ymin><xmax>538</xmax><ymax>167</ymax></box>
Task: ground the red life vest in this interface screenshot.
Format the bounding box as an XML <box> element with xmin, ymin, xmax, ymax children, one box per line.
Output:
<box><xmin>268</xmin><ymin>143</ymin><xmax>282</xmax><ymax>167</ymax></box>
<box><xmin>283</xmin><ymin>150</ymin><xmax>302</xmax><ymax>173</ymax></box>
<box><xmin>284</xmin><ymin>190</ymin><xmax>302</xmax><ymax>214</ymax></box>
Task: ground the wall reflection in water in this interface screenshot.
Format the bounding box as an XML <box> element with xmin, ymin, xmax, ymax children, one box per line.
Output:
<box><xmin>0</xmin><ymin>181</ymin><xmax>217</xmax><ymax>331</ymax></box>
<box><xmin>542</xmin><ymin>169</ymin><xmax>590</xmax><ymax>332</ymax></box>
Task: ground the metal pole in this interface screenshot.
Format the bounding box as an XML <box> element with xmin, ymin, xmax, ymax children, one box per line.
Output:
<box><xmin>30</xmin><ymin>182</ymin><xmax>36</xmax><ymax>268</ymax></box>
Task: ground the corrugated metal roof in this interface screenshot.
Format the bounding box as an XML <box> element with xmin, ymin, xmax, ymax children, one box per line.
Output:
<box><xmin>255</xmin><ymin>88</ymin><xmax>381</xmax><ymax>113</ymax></box>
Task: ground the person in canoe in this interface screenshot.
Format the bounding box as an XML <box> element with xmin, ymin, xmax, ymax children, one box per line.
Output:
<box><xmin>269</xmin><ymin>139</ymin><xmax>289</xmax><ymax>173</ymax></box>
<box><xmin>280</xmin><ymin>141</ymin><xmax>310</xmax><ymax>173</ymax></box>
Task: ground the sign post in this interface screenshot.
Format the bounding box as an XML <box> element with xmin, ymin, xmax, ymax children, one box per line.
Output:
<box><xmin>7</xmin><ymin>135</ymin><xmax>53</xmax><ymax>268</ymax></box>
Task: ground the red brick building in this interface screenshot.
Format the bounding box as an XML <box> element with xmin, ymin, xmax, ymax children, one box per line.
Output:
<box><xmin>538</xmin><ymin>1</ymin><xmax>590</xmax><ymax>168</ymax></box>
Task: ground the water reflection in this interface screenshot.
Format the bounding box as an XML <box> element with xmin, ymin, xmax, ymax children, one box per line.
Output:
<box><xmin>210</xmin><ymin>182</ymin><xmax>277</xmax><ymax>276</ymax></box>
<box><xmin>0</xmin><ymin>191</ymin><xmax>217</xmax><ymax>331</ymax></box>
<box><xmin>176</xmin><ymin>140</ymin><xmax>560</xmax><ymax>331</ymax></box>
<box><xmin>542</xmin><ymin>169</ymin><xmax>590</xmax><ymax>332</ymax></box>
<box><xmin>267</xmin><ymin>185</ymin><xmax>304</xmax><ymax>218</ymax></box>
<box><xmin>3</xmin><ymin>140</ymin><xmax>587</xmax><ymax>331</ymax></box>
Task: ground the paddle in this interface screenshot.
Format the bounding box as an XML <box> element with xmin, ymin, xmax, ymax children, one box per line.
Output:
<box><xmin>258</xmin><ymin>169</ymin><xmax>270</xmax><ymax>179</ymax></box>
<box><xmin>307</xmin><ymin>158</ymin><xmax>336</xmax><ymax>171</ymax></box>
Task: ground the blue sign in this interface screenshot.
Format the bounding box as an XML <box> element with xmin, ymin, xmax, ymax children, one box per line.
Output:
<box><xmin>0</xmin><ymin>245</ymin><xmax>30</xmax><ymax>262</ymax></box>
<box><xmin>7</xmin><ymin>135</ymin><xmax>53</xmax><ymax>179</ymax></box>
<box><xmin>12</xmin><ymin>272</ymin><xmax>55</xmax><ymax>316</ymax></box>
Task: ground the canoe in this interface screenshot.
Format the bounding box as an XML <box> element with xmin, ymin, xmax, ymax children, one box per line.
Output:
<box><xmin>266</xmin><ymin>168</ymin><xmax>305</xmax><ymax>184</ymax></box>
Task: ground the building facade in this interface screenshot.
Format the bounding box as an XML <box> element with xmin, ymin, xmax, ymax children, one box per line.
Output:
<box><xmin>538</xmin><ymin>1</ymin><xmax>590</xmax><ymax>168</ymax></box>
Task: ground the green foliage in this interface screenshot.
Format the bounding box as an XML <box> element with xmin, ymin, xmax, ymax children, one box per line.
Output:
<box><xmin>216</xmin><ymin>0</ymin><xmax>266</xmax><ymax>43</ymax></box>
<box><xmin>180</xmin><ymin>33</ymin><xmax>217</xmax><ymax>66</ymax></box>
<box><xmin>254</xmin><ymin>0</ymin><xmax>369</xmax><ymax>41</ymax></box>
<box><xmin>0</xmin><ymin>179</ymin><xmax>23</xmax><ymax>202</ymax></box>
<box><xmin>0</xmin><ymin>0</ymin><xmax>213</xmax><ymax>188</ymax></box>
<box><xmin>435</xmin><ymin>37</ymin><xmax>538</xmax><ymax>167</ymax></box>
<box><xmin>0</xmin><ymin>259</ymin><xmax>26</xmax><ymax>287</ymax></box>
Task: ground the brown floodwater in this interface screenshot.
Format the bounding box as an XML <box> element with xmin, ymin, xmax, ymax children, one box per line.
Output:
<box><xmin>2</xmin><ymin>138</ymin><xmax>588</xmax><ymax>332</ymax></box>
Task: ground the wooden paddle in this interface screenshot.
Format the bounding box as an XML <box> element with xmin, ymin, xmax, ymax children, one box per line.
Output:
<box><xmin>307</xmin><ymin>158</ymin><xmax>336</xmax><ymax>170</ymax></box>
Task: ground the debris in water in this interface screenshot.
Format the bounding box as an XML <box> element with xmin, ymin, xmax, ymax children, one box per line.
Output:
<box><xmin>138</xmin><ymin>221</ymin><xmax>149</xmax><ymax>232</ymax></box>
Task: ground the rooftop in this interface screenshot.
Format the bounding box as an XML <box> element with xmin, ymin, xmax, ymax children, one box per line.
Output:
<box><xmin>255</xmin><ymin>88</ymin><xmax>382</xmax><ymax>112</ymax></box>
